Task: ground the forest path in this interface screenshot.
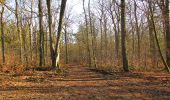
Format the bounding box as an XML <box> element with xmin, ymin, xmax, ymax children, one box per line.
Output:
<box><xmin>0</xmin><ymin>64</ymin><xmax>170</xmax><ymax>100</ymax></box>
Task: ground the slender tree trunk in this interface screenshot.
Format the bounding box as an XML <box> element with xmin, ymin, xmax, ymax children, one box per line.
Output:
<box><xmin>38</xmin><ymin>0</ymin><xmax>45</xmax><ymax>67</ymax></box>
<box><xmin>64</xmin><ymin>25</ymin><xmax>68</xmax><ymax>64</ymax></box>
<box><xmin>15</xmin><ymin>0</ymin><xmax>23</xmax><ymax>64</ymax></box>
<box><xmin>1</xmin><ymin>6</ymin><xmax>5</xmax><ymax>64</ymax></box>
<box><xmin>103</xmin><ymin>15</ymin><xmax>108</xmax><ymax>59</ymax></box>
<box><xmin>33</xmin><ymin>25</ymin><xmax>38</xmax><ymax>64</ymax></box>
<box><xmin>147</xmin><ymin>15</ymin><xmax>156</xmax><ymax>67</ymax></box>
<box><xmin>46</xmin><ymin>0</ymin><xmax>56</xmax><ymax>69</ymax></box>
<box><xmin>88</xmin><ymin>0</ymin><xmax>97</xmax><ymax>68</ymax></box>
<box><xmin>111</xmin><ymin>14</ymin><xmax>119</xmax><ymax>59</ymax></box>
<box><xmin>22</xmin><ymin>24</ymin><xmax>28</xmax><ymax>65</ymax></box>
<box><xmin>83</xmin><ymin>0</ymin><xmax>92</xmax><ymax>67</ymax></box>
<box><xmin>99</xmin><ymin>18</ymin><xmax>103</xmax><ymax>61</ymax></box>
<box><xmin>121</xmin><ymin>0</ymin><xmax>129</xmax><ymax>72</ymax></box>
<box><xmin>21</xmin><ymin>1</ymin><xmax>28</xmax><ymax>66</ymax></box>
<box><xmin>134</xmin><ymin>0</ymin><xmax>140</xmax><ymax>60</ymax></box>
<box><xmin>29</xmin><ymin>0</ymin><xmax>33</xmax><ymax>62</ymax></box>
<box><xmin>45</xmin><ymin>26</ymin><xmax>48</xmax><ymax>65</ymax></box>
<box><xmin>148</xmin><ymin>1</ymin><xmax>170</xmax><ymax>72</ymax></box>
<box><xmin>54</xmin><ymin>0</ymin><xmax>67</xmax><ymax>71</ymax></box>
<box><xmin>165</xmin><ymin>0</ymin><xmax>170</xmax><ymax>68</ymax></box>
<box><xmin>129</xmin><ymin>9</ymin><xmax>135</xmax><ymax>64</ymax></box>
<box><xmin>92</xmin><ymin>18</ymin><xmax>98</xmax><ymax>68</ymax></box>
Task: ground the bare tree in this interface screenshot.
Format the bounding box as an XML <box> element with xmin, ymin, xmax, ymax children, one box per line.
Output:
<box><xmin>46</xmin><ymin>0</ymin><xmax>56</xmax><ymax>69</ymax></box>
<box><xmin>88</xmin><ymin>0</ymin><xmax>97</xmax><ymax>68</ymax></box>
<box><xmin>148</xmin><ymin>0</ymin><xmax>170</xmax><ymax>72</ymax></box>
<box><xmin>54</xmin><ymin>0</ymin><xmax>67</xmax><ymax>71</ymax></box>
<box><xmin>121</xmin><ymin>0</ymin><xmax>129</xmax><ymax>72</ymax></box>
<box><xmin>38</xmin><ymin>0</ymin><xmax>45</xmax><ymax>67</ymax></box>
<box><xmin>134</xmin><ymin>0</ymin><xmax>141</xmax><ymax>60</ymax></box>
<box><xmin>1</xmin><ymin>6</ymin><xmax>5</xmax><ymax>64</ymax></box>
<box><xmin>83</xmin><ymin>0</ymin><xmax>92</xmax><ymax>67</ymax></box>
<box><xmin>15</xmin><ymin>0</ymin><xmax>23</xmax><ymax>64</ymax></box>
<box><xmin>164</xmin><ymin>0</ymin><xmax>170</xmax><ymax>68</ymax></box>
<box><xmin>47</xmin><ymin>0</ymin><xmax>67</xmax><ymax>71</ymax></box>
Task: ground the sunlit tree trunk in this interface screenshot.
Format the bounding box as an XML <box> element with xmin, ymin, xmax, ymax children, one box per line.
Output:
<box><xmin>54</xmin><ymin>0</ymin><xmax>67</xmax><ymax>71</ymax></box>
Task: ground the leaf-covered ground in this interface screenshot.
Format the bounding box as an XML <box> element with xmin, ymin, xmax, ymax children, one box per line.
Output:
<box><xmin>0</xmin><ymin>65</ymin><xmax>170</xmax><ymax>100</ymax></box>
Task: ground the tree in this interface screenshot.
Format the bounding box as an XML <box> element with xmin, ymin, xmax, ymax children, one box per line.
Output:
<box><xmin>147</xmin><ymin>12</ymin><xmax>156</xmax><ymax>67</ymax></box>
<box><xmin>148</xmin><ymin>0</ymin><xmax>170</xmax><ymax>72</ymax></box>
<box><xmin>1</xmin><ymin>6</ymin><xmax>5</xmax><ymax>64</ymax></box>
<box><xmin>88</xmin><ymin>0</ymin><xmax>97</xmax><ymax>68</ymax></box>
<box><xmin>108</xmin><ymin>0</ymin><xmax>120</xmax><ymax>59</ymax></box>
<box><xmin>134</xmin><ymin>0</ymin><xmax>141</xmax><ymax>60</ymax></box>
<box><xmin>38</xmin><ymin>0</ymin><xmax>45</xmax><ymax>67</ymax></box>
<box><xmin>83</xmin><ymin>0</ymin><xmax>92</xmax><ymax>67</ymax></box>
<box><xmin>46</xmin><ymin>0</ymin><xmax>56</xmax><ymax>69</ymax></box>
<box><xmin>64</xmin><ymin>25</ymin><xmax>68</xmax><ymax>64</ymax></box>
<box><xmin>15</xmin><ymin>0</ymin><xmax>23</xmax><ymax>64</ymax></box>
<box><xmin>54</xmin><ymin>0</ymin><xmax>67</xmax><ymax>71</ymax></box>
<box><xmin>27</xmin><ymin>0</ymin><xmax>34</xmax><ymax>62</ymax></box>
<box><xmin>164</xmin><ymin>0</ymin><xmax>170</xmax><ymax>68</ymax></box>
<box><xmin>46</xmin><ymin>0</ymin><xmax>67</xmax><ymax>71</ymax></box>
<box><xmin>121</xmin><ymin>0</ymin><xmax>129</xmax><ymax>72</ymax></box>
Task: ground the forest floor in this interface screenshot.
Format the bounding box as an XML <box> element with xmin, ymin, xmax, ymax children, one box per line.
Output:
<box><xmin>0</xmin><ymin>64</ymin><xmax>170</xmax><ymax>100</ymax></box>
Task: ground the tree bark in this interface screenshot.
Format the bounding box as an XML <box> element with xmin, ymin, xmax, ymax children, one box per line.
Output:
<box><xmin>38</xmin><ymin>0</ymin><xmax>45</xmax><ymax>67</ymax></box>
<box><xmin>64</xmin><ymin>25</ymin><xmax>68</xmax><ymax>64</ymax></box>
<box><xmin>147</xmin><ymin>15</ymin><xmax>156</xmax><ymax>67</ymax></box>
<box><xmin>15</xmin><ymin>0</ymin><xmax>23</xmax><ymax>64</ymax></box>
<box><xmin>1</xmin><ymin>6</ymin><xmax>5</xmax><ymax>64</ymax></box>
<box><xmin>83</xmin><ymin>0</ymin><xmax>92</xmax><ymax>67</ymax></box>
<box><xmin>134</xmin><ymin>0</ymin><xmax>141</xmax><ymax>60</ymax></box>
<box><xmin>148</xmin><ymin>0</ymin><xmax>170</xmax><ymax>72</ymax></box>
<box><xmin>46</xmin><ymin>0</ymin><xmax>56</xmax><ymax>69</ymax></box>
<box><xmin>121</xmin><ymin>0</ymin><xmax>129</xmax><ymax>72</ymax></box>
<box><xmin>54</xmin><ymin>0</ymin><xmax>67</xmax><ymax>71</ymax></box>
<box><xmin>165</xmin><ymin>0</ymin><xmax>170</xmax><ymax>68</ymax></box>
<box><xmin>88</xmin><ymin>0</ymin><xmax>97</xmax><ymax>68</ymax></box>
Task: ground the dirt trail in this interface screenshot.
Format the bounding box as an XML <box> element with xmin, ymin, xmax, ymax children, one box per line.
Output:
<box><xmin>0</xmin><ymin>65</ymin><xmax>170</xmax><ymax>100</ymax></box>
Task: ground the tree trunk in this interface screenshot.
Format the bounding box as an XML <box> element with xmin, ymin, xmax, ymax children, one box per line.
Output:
<box><xmin>148</xmin><ymin>1</ymin><xmax>170</xmax><ymax>72</ymax></box>
<box><xmin>54</xmin><ymin>0</ymin><xmax>67</xmax><ymax>71</ymax></box>
<box><xmin>165</xmin><ymin>0</ymin><xmax>170</xmax><ymax>68</ymax></box>
<box><xmin>38</xmin><ymin>0</ymin><xmax>45</xmax><ymax>67</ymax></box>
<box><xmin>46</xmin><ymin>0</ymin><xmax>56</xmax><ymax>69</ymax></box>
<box><xmin>121</xmin><ymin>0</ymin><xmax>129</xmax><ymax>72</ymax></box>
<box><xmin>134</xmin><ymin>0</ymin><xmax>141</xmax><ymax>60</ymax></box>
<box><xmin>83</xmin><ymin>0</ymin><xmax>92</xmax><ymax>67</ymax></box>
<box><xmin>1</xmin><ymin>6</ymin><xmax>5</xmax><ymax>64</ymax></box>
<box><xmin>147</xmin><ymin>15</ymin><xmax>156</xmax><ymax>67</ymax></box>
<box><xmin>29</xmin><ymin>0</ymin><xmax>33</xmax><ymax>62</ymax></box>
<box><xmin>88</xmin><ymin>0</ymin><xmax>97</xmax><ymax>68</ymax></box>
<box><xmin>64</xmin><ymin>25</ymin><xmax>68</xmax><ymax>64</ymax></box>
<box><xmin>15</xmin><ymin>0</ymin><xmax>23</xmax><ymax>64</ymax></box>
